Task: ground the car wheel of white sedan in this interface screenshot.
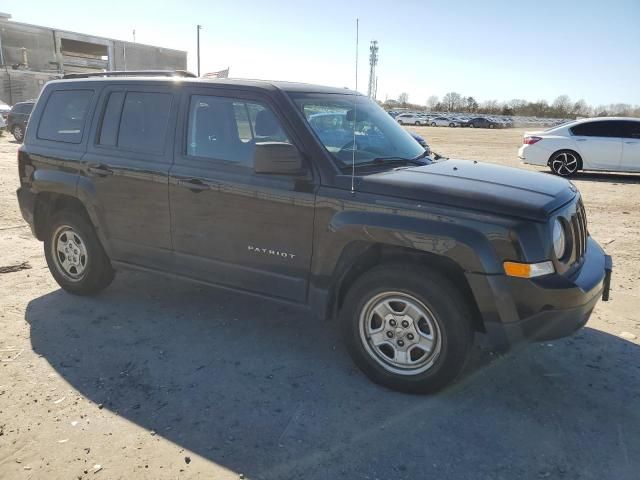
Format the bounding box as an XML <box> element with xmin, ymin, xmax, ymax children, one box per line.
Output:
<box><xmin>549</xmin><ymin>150</ymin><xmax>581</xmax><ymax>177</ymax></box>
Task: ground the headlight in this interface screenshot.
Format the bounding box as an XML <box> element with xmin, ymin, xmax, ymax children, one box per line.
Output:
<box><xmin>553</xmin><ymin>219</ymin><xmax>567</xmax><ymax>259</ymax></box>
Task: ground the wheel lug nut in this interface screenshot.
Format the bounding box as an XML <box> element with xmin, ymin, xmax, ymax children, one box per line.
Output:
<box><xmin>401</xmin><ymin>320</ymin><xmax>409</xmax><ymax>328</ymax></box>
<box><xmin>397</xmin><ymin>340</ymin><xmax>405</xmax><ymax>347</ymax></box>
<box><xmin>407</xmin><ymin>333</ymin><xmax>414</xmax><ymax>340</ymax></box>
<box><xmin>386</xmin><ymin>331</ymin><xmax>393</xmax><ymax>338</ymax></box>
<box><xmin>389</xmin><ymin>319</ymin><xmax>397</xmax><ymax>327</ymax></box>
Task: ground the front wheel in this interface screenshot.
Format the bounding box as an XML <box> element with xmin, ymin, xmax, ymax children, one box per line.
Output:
<box><xmin>44</xmin><ymin>210</ymin><xmax>115</xmax><ymax>295</ymax></box>
<box><xmin>449</xmin><ymin>123</ymin><xmax>455</xmax><ymax>127</ymax></box>
<box><xmin>431</xmin><ymin>122</ymin><xmax>436</xmax><ymax>127</ymax></box>
<box><xmin>340</xmin><ymin>265</ymin><xmax>473</xmax><ymax>394</ymax></box>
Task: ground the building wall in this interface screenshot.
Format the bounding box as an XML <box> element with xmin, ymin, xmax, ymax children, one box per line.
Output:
<box><xmin>0</xmin><ymin>19</ymin><xmax>187</xmax><ymax>104</ymax></box>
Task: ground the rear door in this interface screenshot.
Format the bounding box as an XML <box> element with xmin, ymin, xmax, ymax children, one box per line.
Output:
<box><xmin>570</xmin><ymin>120</ymin><xmax>623</xmax><ymax>170</ymax></box>
<box><xmin>83</xmin><ymin>84</ymin><xmax>178</xmax><ymax>269</ymax></box>
<box><xmin>620</xmin><ymin>120</ymin><xmax>640</xmax><ymax>172</ymax></box>
<box><xmin>168</xmin><ymin>87</ymin><xmax>316</xmax><ymax>302</ymax></box>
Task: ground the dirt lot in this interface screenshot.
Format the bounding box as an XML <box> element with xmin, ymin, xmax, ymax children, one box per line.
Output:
<box><xmin>0</xmin><ymin>128</ymin><xmax>638</xmax><ymax>480</ymax></box>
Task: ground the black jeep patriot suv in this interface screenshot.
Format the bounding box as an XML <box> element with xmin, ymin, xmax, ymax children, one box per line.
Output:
<box><xmin>16</xmin><ymin>71</ymin><xmax>612</xmax><ymax>393</ymax></box>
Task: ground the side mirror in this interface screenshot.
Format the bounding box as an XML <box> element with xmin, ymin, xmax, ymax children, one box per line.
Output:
<box><xmin>254</xmin><ymin>142</ymin><xmax>305</xmax><ymax>175</ymax></box>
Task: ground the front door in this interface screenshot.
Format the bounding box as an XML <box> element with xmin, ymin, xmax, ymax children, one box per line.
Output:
<box><xmin>169</xmin><ymin>88</ymin><xmax>316</xmax><ymax>302</ymax></box>
<box><xmin>83</xmin><ymin>86</ymin><xmax>178</xmax><ymax>269</ymax></box>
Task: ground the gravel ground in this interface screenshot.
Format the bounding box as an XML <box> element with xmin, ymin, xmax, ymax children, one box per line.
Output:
<box><xmin>0</xmin><ymin>128</ymin><xmax>638</xmax><ymax>480</ymax></box>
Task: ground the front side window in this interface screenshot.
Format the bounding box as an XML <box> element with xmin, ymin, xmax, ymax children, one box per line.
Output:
<box><xmin>37</xmin><ymin>90</ymin><xmax>93</xmax><ymax>143</ymax></box>
<box><xmin>292</xmin><ymin>93</ymin><xmax>425</xmax><ymax>169</ymax></box>
<box><xmin>187</xmin><ymin>95</ymin><xmax>290</xmax><ymax>168</ymax></box>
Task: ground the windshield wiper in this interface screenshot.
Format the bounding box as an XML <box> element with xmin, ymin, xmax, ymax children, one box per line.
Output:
<box><xmin>349</xmin><ymin>156</ymin><xmax>427</xmax><ymax>170</ymax></box>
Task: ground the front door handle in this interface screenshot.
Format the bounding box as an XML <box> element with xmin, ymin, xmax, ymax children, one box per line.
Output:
<box><xmin>177</xmin><ymin>178</ymin><xmax>209</xmax><ymax>193</ymax></box>
<box><xmin>87</xmin><ymin>164</ymin><xmax>114</xmax><ymax>177</ymax></box>
<box><xmin>576</xmin><ymin>138</ymin><xmax>587</xmax><ymax>142</ymax></box>
<box><xmin>624</xmin><ymin>141</ymin><xmax>638</xmax><ymax>144</ymax></box>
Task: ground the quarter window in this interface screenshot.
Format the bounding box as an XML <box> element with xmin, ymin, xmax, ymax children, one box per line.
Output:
<box><xmin>37</xmin><ymin>90</ymin><xmax>93</xmax><ymax>143</ymax></box>
<box><xmin>187</xmin><ymin>95</ymin><xmax>290</xmax><ymax>167</ymax></box>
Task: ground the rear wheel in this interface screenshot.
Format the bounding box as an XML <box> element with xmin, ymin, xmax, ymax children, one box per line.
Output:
<box><xmin>340</xmin><ymin>265</ymin><xmax>473</xmax><ymax>394</ymax></box>
<box><xmin>449</xmin><ymin>123</ymin><xmax>455</xmax><ymax>127</ymax></box>
<box><xmin>44</xmin><ymin>210</ymin><xmax>115</xmax><ymax>295</ymax></box>
<box><xmin>12</xmin><ymin>124</ymin><xmax>24</xmax><ymax>143</ymax></box>
<box><xmin>489</xmin><ymin>124</ymin><xmax>494</xmax><ymax>129</ymax></box>
<box><xmin>415</xmin><ymin>121</ymin><xmax>420</xmax><ymax>126</ymax></box>
<box><xmin>431</xmin><ymin>122</ymin><xmax>436</xmax><ymax>127</ymax></box>
<box><xmin>549</xmin><ymin>150</ymin><xmax>581</xmax><ymax>177</ymax></box>
<box><xmin>469</xmin><ymin>123</ymin><xmax>475</xmax><ymax>128</ymax></box>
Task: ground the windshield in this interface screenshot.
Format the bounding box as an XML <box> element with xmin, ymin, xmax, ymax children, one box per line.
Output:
<box><xmin>291</xmin><ymin>93</ymin><xmax>425</xmax><ymax>169</ymax></box>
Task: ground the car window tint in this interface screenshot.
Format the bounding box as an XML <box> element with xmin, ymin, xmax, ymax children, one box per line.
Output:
<box><xmin>37</xmin><ymin>90</ymin><xmax>93</xmax><ymax>143</ymax></box>
<box><xmin>118</xmin><ymin>92</ymin><xmax>172</xmax><ymax>154</ymax></box>
<box><xmin>98</xmin><ymin>91</ymin><xmax>125</xmax><ymax>146</ymax></box>
<box><xmin>187</xmin><ymin>95</ymin><xmax>290</xmax><ymax>167</ymax></box>
<box><xmin>621</xmin><ymin>121</ymin><xmax>640</xmax><ymax>139</ymax></box>
<box><xmin>570</xmin><ymin>121</ymin><xmax>624</xmax><ymax>138</ymax></box>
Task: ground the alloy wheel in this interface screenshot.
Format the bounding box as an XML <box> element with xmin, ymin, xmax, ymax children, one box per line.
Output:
<box><xmin>551</xmin><ymin>152</ymin><xmax>579</xmax><ymax>176</ymax></box>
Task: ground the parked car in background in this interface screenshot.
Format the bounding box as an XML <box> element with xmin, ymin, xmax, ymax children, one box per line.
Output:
<box><xmin>396</xmin><ymin>113</ymin><xmax>427</xmax><ymax>125</ymax></box>
<box><xmin>0</xmin><ymin>113</ymin><xmax>6</xmax><ymax>135</ymax></box>
<box><xmin>7</xmin><ymin>101</ymin><xmax>35</xmax><ymax>143</ymax></box>
<box><xmin>409</xmin><ymin>132</ymin><xmax>432</xmax><ymax>156</ymax></box>
<box><xmin>519</xmin><ymin>117</ymin><xmax>640</xmax><ymax>176</ymax></box>
<box><xmin>468</xmin><ymin>117</ymin><xmax>501</xmax><ymax>129</ymax></box>
<box><xmin>452</xmin><ymin>116</ymin><xmax>470</xmax><ymax>127</ymax></box>
<box><xmin>430</xmin><ymin>116</ymin><xmax>458</xmax><ymax>127</ymax></box>
<box><xmin>0</xmin><ymin>100</ymin><xmax>11</xmax><ymax>122</ymax></box>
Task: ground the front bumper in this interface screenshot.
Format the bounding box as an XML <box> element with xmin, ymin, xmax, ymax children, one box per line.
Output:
<box><xmin>467</xmin><ymin>237</ymin><xmax>612</xmax><ymax>351</ymax></box>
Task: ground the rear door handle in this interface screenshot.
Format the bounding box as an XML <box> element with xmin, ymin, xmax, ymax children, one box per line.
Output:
<box><xmin>87</xmin><ymin>164</ymin><xmax>114</xmax><ymax>177</ymax></box>
<box><xmin>177</xmin><ymin>178</ymin><xmax>209</xmax><ymax>193</ymax></box>
<box><xmin>624</xmin><ymin>141</ymin><xmax>638</xmax><ymax>144</ymax></box>
<box><xmin>576</xmin><ymin>138</ymin><xmax>587</xmax><ymax>142</ymax></box>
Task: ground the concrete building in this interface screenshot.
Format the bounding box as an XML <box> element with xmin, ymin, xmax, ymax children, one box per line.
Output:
<box><xmin>0</xmin><ymin>12</ymin><xmax>188</xmax><ymax>104</ymax></box>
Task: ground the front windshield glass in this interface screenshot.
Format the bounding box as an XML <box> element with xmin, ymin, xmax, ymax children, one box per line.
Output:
<box><xmin>291</xmin><ymin>93</ymin><xmax>425</xmax><ymax>169</ymax></box>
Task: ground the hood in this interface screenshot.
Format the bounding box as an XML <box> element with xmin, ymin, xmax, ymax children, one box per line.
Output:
<box><xmin>357</xmin><ymin>159</ymin><xmax>576</xmax><ymax>221</ymax></box>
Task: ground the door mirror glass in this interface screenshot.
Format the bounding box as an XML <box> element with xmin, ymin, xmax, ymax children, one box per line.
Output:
<box><xmin>254</xmin><ymin>142</ymin><xmax>304</xmax><ymax>175</ymax></box>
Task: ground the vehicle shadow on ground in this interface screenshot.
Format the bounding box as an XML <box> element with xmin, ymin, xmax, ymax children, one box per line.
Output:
<box><xmin>25</xmin><ymin>271</ymin><xmax>640</xmax><ymax>479</ymax></box>
<box><xmin>542</xmin><ymin>170</ymin><xmax>640</xmax><ymax>184</ymax></box>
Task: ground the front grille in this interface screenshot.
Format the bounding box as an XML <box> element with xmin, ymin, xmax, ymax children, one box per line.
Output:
<box><xmin>570</xmin><ymin>200</ymin><xmax>588</xmax><ymax>261</ymax></box>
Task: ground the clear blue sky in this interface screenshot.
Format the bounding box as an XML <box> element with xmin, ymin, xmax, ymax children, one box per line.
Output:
<box><xmin>6</xmin><ymin>0</ymin><xmax>640</xmax><ymax>106</ymax></box>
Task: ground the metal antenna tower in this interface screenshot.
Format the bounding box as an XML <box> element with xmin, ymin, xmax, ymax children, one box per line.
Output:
<box><xmin>367</xmin><ymin>40</ymin><xmax>379</xmax><ymax>99</ymax></box>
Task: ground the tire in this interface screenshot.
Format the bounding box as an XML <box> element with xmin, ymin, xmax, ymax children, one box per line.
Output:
<box><xmin>469</xmin><ymin>124</ymin><xmax>475</xmax><ymax>128</ymax></box>
<box><xmin>489</xmin><ymin>124</ymin><xmax>494</xmax><ymax>129</ymax></box>
<box><xmin>449</xmin><ymin>123</ymin><xmax>455</xmax><ymax>128</ymax></box>
<box><xmin>549</xmin><ymin>150</ymin><xmax>581</xmax><ymax>177</ymax></box>
<box><xmin>415</xmin><ymin>121</ymin><xmax>420</xmax><ymax>126</ymax></box>
<box><xmin>340</xmin><ymin>265</ymin><xmax>473</xmax><ymax>394</ymax></box>
<box><xmin>397</xmin><ymin>120</ymin><xmax>403</xmax><ymax>125</ymax></box>
<box><xmin>431</xmin><ymin>122</ymin><xmax>436</xmax><ymax>127</ymax></box>
<box><xmin>44</xmin><ymin>210</ymin><xmax>115</xmax><ymax>295</ymax></box>
<box><xmin>12</xmin><ymin>124</ymin><xmax>25</xmax><ymax>143</ymax></box>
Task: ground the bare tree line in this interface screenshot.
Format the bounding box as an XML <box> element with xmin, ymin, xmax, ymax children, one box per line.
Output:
<box><xmin>384</xmin><ymin>92</ymin><xmax>640</xmax><ymax>118</ymax></box>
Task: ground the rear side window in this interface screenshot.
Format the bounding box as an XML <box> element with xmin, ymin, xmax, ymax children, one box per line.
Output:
<box><xmin>12</xmin><ymin>103</ymin><xmax>34</xmax><ymax>114</ymax></box>
<box><xmin>37</xmin><ymin>90</ymin><xmax>93</xmax><ymax>143</ymax></box>
<box><xmin>98</xmin><ymin>91</ymin><xmax>172</xmax><ymax>154</ymax></box>
<box><xmin>570</xmin><ymin>121</ymin><xmax>624</xmax><ymax>138</ymax></box>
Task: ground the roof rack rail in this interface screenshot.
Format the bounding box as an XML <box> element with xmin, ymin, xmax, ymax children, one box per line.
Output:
<box><xmin>62</xmin><ymin>70</ymin><xmax>198</xmax><ymax>79</ymax></box>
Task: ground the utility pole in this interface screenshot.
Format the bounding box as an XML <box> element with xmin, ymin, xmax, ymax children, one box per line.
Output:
<box><xmin>367</xmin><ymin>40</ymin><xmax>379</xmax><ymax>99</ymax></box>
<box><xmin>196</xmin><ymin>25</ymin><xmax>202</xmax><ymax>77</ymax></box>
<box><xmin>132</xmin><ymin>29</ymin><xmax>136</xmax><ymax>43</ymax></box>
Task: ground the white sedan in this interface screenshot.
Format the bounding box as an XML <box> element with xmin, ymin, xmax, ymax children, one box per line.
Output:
<box><xmin>519</xmin><ymin>117</ymin><xmax>640</xmax><ymax>176</ymax></box>
<box><xmin>395</xmin><ymin>113</ymin><xmax>427</xmax><ymax>126</ymax></box>
<box><xmin>429</xmin><ymin>116</ymin><xmax>459</xmax><ymax>127</ymax></box>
